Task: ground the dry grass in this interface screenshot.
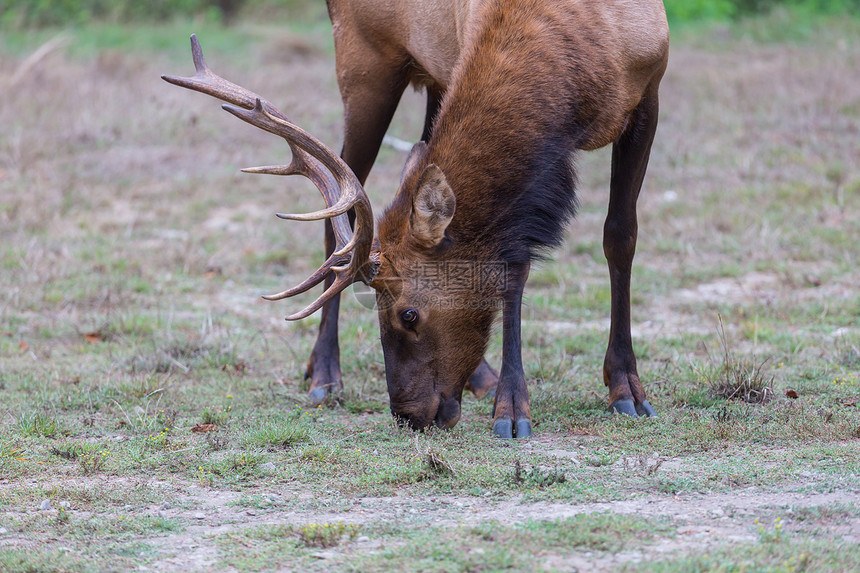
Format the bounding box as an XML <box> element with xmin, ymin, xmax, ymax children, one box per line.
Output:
<box><xmin>704</xmin><ymin>317</ymin><xmax>775</xmax><ymax>403</ymax></box>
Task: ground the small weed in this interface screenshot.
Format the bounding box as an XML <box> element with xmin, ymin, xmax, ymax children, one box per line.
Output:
<box><xmin>205</xmin><ymin>432</ymin><xmax>229</xmax><ymax>451</ymax></box>
<box><xmin>241</xmin><ymin>415</ymin><xmax>310</xmax><ymax>449</ymax></box>
<box><xmin>343</xmin><ymin>396</ymin><xmax>385</xmax><ymax>414</ymax></box>
<box><xmin>654</xmin><ymin>477</ymin><xmax>696</xmax><ymax>495</ymax></box>
<box><xmin>585</xmin><ymin>452</ymin><xmax>618</xmax><ymax>467</ymax></box>
<box><xmin>131</xmin><ymin>339</ymin><xmax>241</xmax><ymax>374</ymax></box>
<box><xmin>623</xmin><ymin>456</ymin><xmax>664</xmax><ymax>476</ymax></box>
<box><xmin>202</xmin><ymin>451</ymin><xmax>268</xmax><ymax>482</ymax></box>
<box><xmin>513</xmin><ymin>459</ymin><xmax>567</xmax><ymax>487</ymax></box>
<box><xmin>469</xmin><ymin>523</ymin><xmax>499</xmax><ymax>542</ymax></box>
<box><xmin>233</xmin><ymin>494</ymin><xmax>280</xmax><ymax>511</ymax></box>
<box><xmin>414</xmin><ymin>436</ymin><xmax>456</xmax><ymax>478</ymax></box>
<box><xmin>0</xmin><ymin>440</ymin><xmax>21</xmax><ymax>459</ymax></box>
<box><xmin>195</xmin><ymin>451</ymin><xmax>267</xmax><ymax>486</ymax></box>
<box><xmin>49</xmin><ymin>444</ymin><xmax>81</xmax><ymax>460</ymax></box>
<box><xmin>78</xmin><ymin>450</ymin><xmax>110</xmax><ymax>475</ymax></box>
<box><xmin>226</xmin><ymin>453</ymin><xmax>262</xmax><ymax>471</ymax></box>
<box><xmin>713</xmin><ymin>405</ymin><xmax>733</xmax><ymax>424</ymax></box>
<box><xmin>702</xmin><ymin>317</ymin><xmax>774</xmax><ymax>404</ymax></box>
<box><xmin>155</xmin><ymin>408</ymin><xmax>177</xmax><ymax>430</ymax></box>
<box><xmin>298</xmin><ymin>522</ymin><xmax>359</xmax><ymax>548</ymax></box>
<box><xmin>299</xmin><ymin>445</ymin><xmax>338</xmax><ymax>462</ymax></box>
<box><xmin>197</xmin><ymin>465</ymin><xmax>214</xmax><ymax>486</ymax></box>
<box><xmin>18</xmin><ymin>411</ymin><xmax>59</xmax><ymax>437</ymax></box>
<box><xmin>424</xmin><ymin>449</ymin><xmax>456</xmax><ymax>477</ymax></box>
<box><xmin>55</xmin><ymin>506</ymin><xmax>70</xmax><ymax>525</ymax></box>
<box><xmin>220</xmin><ymin>360</ymin><xmax>248</xmax><ymax>375</ymax></box>
<box><xmin>112</xmin><ymin>401</ymin><xmax>175</xmax><ymax>434</ymax></box>
<box><xmin>833</xmin><ymin>335</ymin><xmax>860</xmax><ymax>368</ymax></box>
<box><xmin>524</xmin><ymin>513</ymin><xmax>671</xmax><ymax>552</ymax></box>
<box><xmin>756</xmin><ymin>516</ymin><xmax>785</xmax><ymax>543</ymax></box>
<box><xmin>117</xmin><ymin>374</ymin><xmax>166</xmax><ymax>399</ymax></box>
<box><xmin>145</xmin><ymin>429</ymin><xmax>173</xmax><ymax>450</ymax></box>
<box><xmin>790</xmin><ymin>503</ymin><xmax>859</xmax><ymax>522</ymax></box>
<box><xmin>201</xmin><ymin>404</ymin><xmax>232</xmax><ymax>426</ymax></box>
<box><xmin>832</xmin><ymin>373</ymin><xmax>859</xmax><ymax>390</ymax></box>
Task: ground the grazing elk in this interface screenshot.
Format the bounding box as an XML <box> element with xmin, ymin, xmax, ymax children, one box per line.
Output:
<box><xmin>163</xmin><ymin>0</ymin><xmax>670</xmax><ymax>438</ymax></box>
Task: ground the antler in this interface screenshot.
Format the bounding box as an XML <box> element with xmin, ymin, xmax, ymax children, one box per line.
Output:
<box><xmin>162</xmin><ymin>34</ymin><xmax>378</xmax><ymax>320</ymax></box>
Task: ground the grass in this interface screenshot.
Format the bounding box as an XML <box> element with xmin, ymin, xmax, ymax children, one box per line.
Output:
<box><xmin>701</xmin><ymin>317</ymin><xmax>776</xmax><ymax>404</ymax></box>
<box><xmin>344</xmin><ymin>514</ymin><xmax>675</xmax><ymax>572</ymax></box>
<box><xmin>639</xmin><ymin>538</ymin><xmax>860</xmax><ymax>572</ymax></box>
<box><xmin>17</xmin><ymin>410</ymin><xmax>60</xmax><ymax>437</ymax></box>
<box><xmin>1</xmin><ymin>8</ymin><xmax>859</xmax><ymax>573</ymax></box>
<box><xmin>241</xmin><ymin>411</ymin><xmax>312</xmax><ymax>448</ymax></box>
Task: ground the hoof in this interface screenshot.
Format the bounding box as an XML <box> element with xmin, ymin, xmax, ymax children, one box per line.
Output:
<box><xmin>308</xmin><ymin>386</ymin><xmax>339</xmax><ymax>406</ymax></box>
<box><xmin>308</xmin><ymin>387</ymin><xmax>327</xmax><ymax>406</ymax></box>
<box><xmin>636</xmin><ymin>400</ymin><xmax>657</xmax><ymax>417</ymax></box>
<box><xmin>493</xmin><ymin>418</ymin><xmax>513</xmax><ymax>439</ymax></box>
<box><xmin>515</xmin><ymin>418</ymin><xmax>532</xmax><ymax>439</ymax></box>
<box><xmin>493</xmin><ymin>417</ymin><xmax>532</xmax><ymax>439</ymax></box>
<box><xmin>609</xmin><ymin>399</ymin><xmax>638</xmax><ymax>418</ymax></box>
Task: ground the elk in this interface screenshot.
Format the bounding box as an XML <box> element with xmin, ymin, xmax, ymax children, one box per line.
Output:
<box><xmin>163</xmin><ymin>0</ymin><xmax>670</xmax><ymax>438</ymax></box>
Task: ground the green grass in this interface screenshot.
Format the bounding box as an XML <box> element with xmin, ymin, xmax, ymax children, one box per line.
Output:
<box><xmin>639</xmin><ymin>538</ymin><xmax>860</xmax><ymax>572</ymax></box>
<box><xmin>17</xmin><ymin>410</ymin><xmax>60</xmax><ymax>437</ymax></box>
<box><xmin>240</xmin><ymin>411</ymin><xmax>312</xmax><ymax>448</ymax></box>
<box><xmin>345</xmin><ymin>514</ymin><xmax>675</xmax><ymax>572</ymax></box>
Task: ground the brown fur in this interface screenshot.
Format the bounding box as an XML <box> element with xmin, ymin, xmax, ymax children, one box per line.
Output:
<box><xmin>324</xmin><ymin>0</ymin><xmax>669</xmax><ymax>432</ymax></box>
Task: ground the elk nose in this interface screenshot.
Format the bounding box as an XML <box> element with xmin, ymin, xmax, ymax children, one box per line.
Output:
<box><xmin>390</xmin><ymin>406</ymin><xmax>435</xmax><ymax>431</ymax></box>
<box><xmin>433</xmin><ymin>397</ymin><xmax>461</xmax><ymax>430</ymax></box>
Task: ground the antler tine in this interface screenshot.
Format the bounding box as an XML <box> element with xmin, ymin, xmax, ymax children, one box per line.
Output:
<box><xmin>261</xmin><ymin>251</ymin><xmax>350</xmax><ymax>301</ymax></box>
<box><xmin>161</xmin><ymin>34</ymin><xmax>286</xmax><ymax>120</ymax></box>
<box><xmin>163</xmin><ymin>37</ymin><xmax>355</xmax><ymax>248</ymax></box>
<box><xmin>163</xmin><ymin>35</ymin><xmax>379</xmax><ymax>320</ymax></box>
<box><xmin>284</xmin><ymin>270</ymin><xmax>357</xmax><ymax>321</ymax></box>
<box><xmin>222</xmin><ymin>101</ymin><xmax>363</xmax><ymax>208</ymax></box>
<box><xmin>223</xmin><ymin>100</ymin><xmax>377</xmax><ymax>318</ymax></box>
<box><xmin>242</xmin><ymin>159</ymin><xmax>354</xmax><ymax>246</ymax></box>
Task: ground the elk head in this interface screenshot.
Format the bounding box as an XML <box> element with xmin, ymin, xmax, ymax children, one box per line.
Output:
<box><xmin>366</xmin><ymin>142</ymin><xmax>505</xmax><ymax>430</ymax></box>
<box><xmin>163</xmin><ymin>36</ymin><xmax>501</xmax><ymax>431</ymax></box>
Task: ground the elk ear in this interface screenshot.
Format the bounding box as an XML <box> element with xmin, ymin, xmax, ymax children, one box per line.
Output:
<box><xmin>410</xmin><ymin>164</ymin><xmax>455</xmax><ymax>248</ymax></box>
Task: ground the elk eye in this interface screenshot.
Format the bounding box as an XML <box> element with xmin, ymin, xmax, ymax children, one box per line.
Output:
<box><xmin>400</xmin><ymin>308</ymin><xmax>419</xmax><ymax>328</ymax></box>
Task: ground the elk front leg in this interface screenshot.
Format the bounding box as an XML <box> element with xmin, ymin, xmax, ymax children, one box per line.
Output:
<box><xmin>492</xmin><ymin>262</ymin><xmax>531</xmax><ymax>439</ymax></box>
<box><xmin>603</xmin><ymin>90</ymin><xmax>660</xmax><ymax>418</ymax></box>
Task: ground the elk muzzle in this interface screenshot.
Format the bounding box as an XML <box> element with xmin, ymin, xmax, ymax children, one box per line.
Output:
<box><xmin>391</xmin><ymin>394</ymin><xmax>462</xmax><ymax>431</ymax></box>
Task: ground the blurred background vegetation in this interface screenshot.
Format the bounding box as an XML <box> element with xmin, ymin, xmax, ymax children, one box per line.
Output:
<box><xmin>0</xmin><ymin>0</ymin><xmax>323</xmax><ymax>28</ymax></box>
<box><xmin>665</xmin><ymin>0</ymin><xmax>859</xmax><ymax>21</ymax></box>
<box><xmin>1</xmin><ymin>0</ymin><xmax>858</xmax><ymax>29</ymax></box>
